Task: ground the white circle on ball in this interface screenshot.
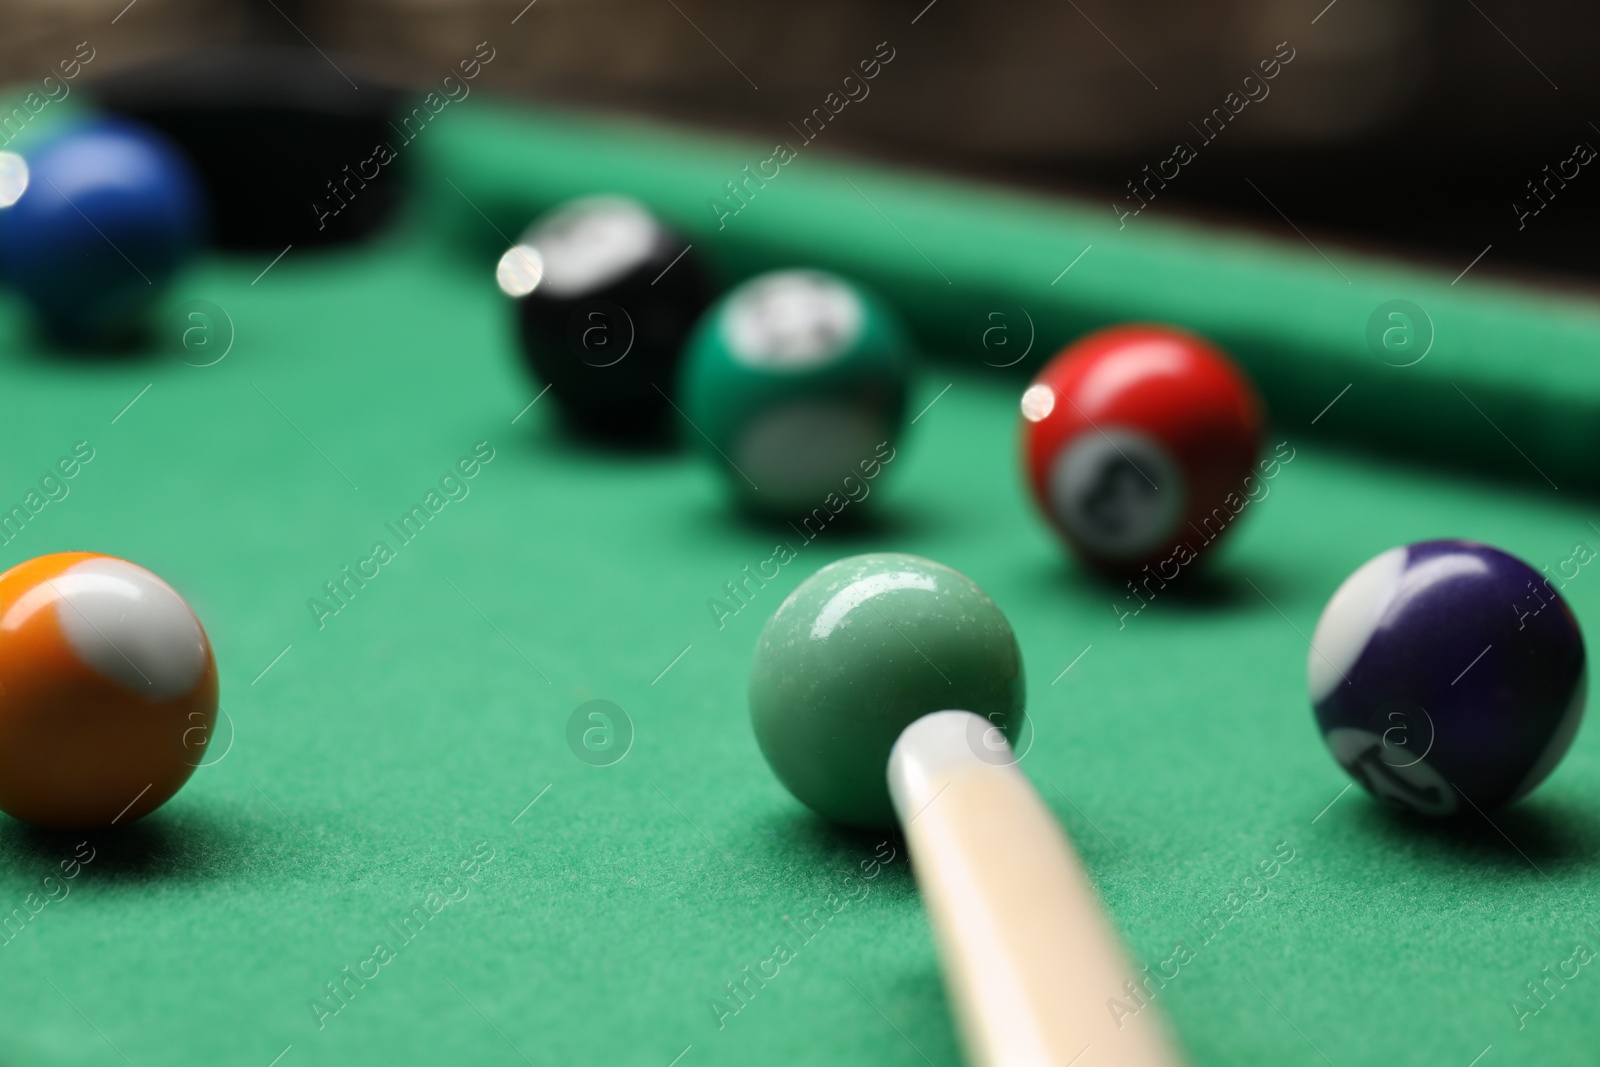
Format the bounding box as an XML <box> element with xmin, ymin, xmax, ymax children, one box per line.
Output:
<box><xmin>735</xmin><ymin>401</ymin><xmax>886</xmax><ymax>508</ymax></box>
<box><xmin>1308</xmin><ymin>546</ymin><xmax>1406</xmax><ymax>705</ymax></box>
<box><xmin>1048</xmin><ymin>429</ymin><xmax>1185</xmax><ymax>558</ymax></box>
<box><xmin>54</xmin><ymin>557</ymin><xmax>207</xmax><ymax>700</ymax></box>
<box><xmin>722</xmin><ymin>271</ymin><xmax>864</xmax><ymax>371</ymax></box>
<box><xmin>524</xmin><ymin>195</ymin><xmax>658</xmax><ymax>298</ymax></box>
<box><xmin>0</xmin><ymin>152</ymin><xmax>29</xmax><ymax>209</ymax></box>
<box><xmin>1325</xmin><ymin>727</ymin><xmax>1456</xmax><ymax>816</ymax></box>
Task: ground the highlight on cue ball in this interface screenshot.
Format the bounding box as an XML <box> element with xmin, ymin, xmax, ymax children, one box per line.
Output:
<box><xmin>749</xmin><ymin>552</ymin><xmax>1025</xmax><ymax>828</ymax></box>
<box><xmin>1309</xmin><ymin>539</ymin><xmax>1587</xmax><ymax>817</ymax></box>
<box><xmin>0</xmin><ymin>551</ymin><xmax>219</xmax><ymax>830</ymax></box>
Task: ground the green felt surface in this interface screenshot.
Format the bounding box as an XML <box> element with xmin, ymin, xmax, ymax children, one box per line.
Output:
<box><xmin>0</xmin><ymin>100</ymin><xmax>1599</xmax><ymax>1067</ymax></box>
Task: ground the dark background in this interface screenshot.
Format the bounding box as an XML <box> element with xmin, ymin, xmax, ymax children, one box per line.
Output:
<box><xmin>4</xmin><ymin>0</ymin><xmax>1596</xmax><ymax>283</ymax></box>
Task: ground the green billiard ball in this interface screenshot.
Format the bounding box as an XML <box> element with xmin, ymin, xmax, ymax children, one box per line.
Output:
<box><xmin>750</xmin><ymin>553</ymin><xmax>1026</xmax><ymax>827</ymax></box>
<box><xmin>680</xmin><ymin>269</ymin><xmax>913</xmax><ymax>515</ymax></box>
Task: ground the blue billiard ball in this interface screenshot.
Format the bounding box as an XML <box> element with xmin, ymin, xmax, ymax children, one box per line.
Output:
<box><xmin>0</xmin><ymin>119</ymin><xmax>205</xmax><ymax>346</ymax></box>
<box><xmin>1309</xmin><ymin>540</ymin><xmax>1586</xmax><ymax>817</ymax></box>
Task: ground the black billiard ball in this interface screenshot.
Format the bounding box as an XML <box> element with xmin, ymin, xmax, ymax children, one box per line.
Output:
<box><xmin>498</xmin><ymin>195</ymin><xmax>712</xmax><ymax>436</ymax></box>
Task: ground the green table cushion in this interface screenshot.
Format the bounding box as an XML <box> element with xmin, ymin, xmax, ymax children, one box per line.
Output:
<box><xmin>421</xmin><ymin>100</ymin><xmax>1600</xmax><ymax>493</ymax></box>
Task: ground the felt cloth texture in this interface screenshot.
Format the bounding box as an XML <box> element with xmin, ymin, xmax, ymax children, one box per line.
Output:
<box><xmin>0</xmin><ymin>99</ymin><xmax>1596</xmax><ymax>1066</ymax></box>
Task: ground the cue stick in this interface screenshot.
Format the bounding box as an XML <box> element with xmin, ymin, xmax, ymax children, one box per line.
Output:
<box><xmin>889</xmin><ymin>711</ymin><xmax>1184</xmax><ymax>1067</ymax></box>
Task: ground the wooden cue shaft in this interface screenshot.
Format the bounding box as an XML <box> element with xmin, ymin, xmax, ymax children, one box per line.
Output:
<box><xmin>888</xmin><ymin>710</ymin><xmax>1184</xmax><ymax>1067</ymax></box>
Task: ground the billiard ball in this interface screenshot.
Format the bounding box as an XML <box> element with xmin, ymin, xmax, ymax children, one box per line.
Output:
<box><xmin>498</xmin><ymin>194</ymin><xmax>712</xmax><ymax>435</ymax></box>
<box><xmin>0</xmin><ymin>552</ymin><xmax>218</xmax><ymax>829</ymax></box>
<box><xmin>749</xmin><ymin>552</ymin><xmax>1023</xmax><ymax>827</ymax></box>
<box><xmin>748</xmin><ymin>555</ymin><xmax>1183</xmax><ymax>1064</ymax></box>
<box><xmin>1020</xmin><ymin>324</ymin><xmax>1262</xmax><ymax>575</ymax></box>
<box><xmin>680</xmin><ymin>269</ymin><xmax>913</xmax><ymax>515</ymax></box>
<box><xmin>0</xmin><ymin>118</ymin><xmax>206</xmax><ymax>346</ymax></box>
<box><xmin>1309</xmin><ymin>540</ymin><xmax>1586</xmax><ymax>817</ymax></box>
